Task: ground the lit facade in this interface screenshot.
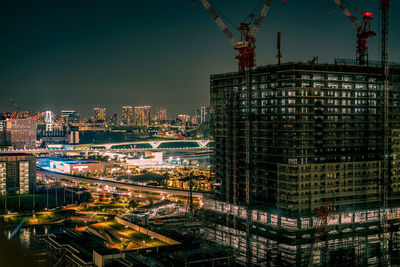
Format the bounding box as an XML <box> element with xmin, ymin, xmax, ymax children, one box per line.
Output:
<box><xmin>93</xmin><ymin>107</ymin><xmax>106</xmax><ymax>123</ymax></box>
<box><xmin>61</xmin><ymin>110</ymin><xmax>80</xmax><ymax>125</ymax></box>
<box><xmin>6</xmin><ymin>118</ymin><xmax>37</xmax><ymax>149</ymax></box>
<box><xmin>0</xmin><ymin>153</ymin><xmax>36</xmax><ymax>195</ymax></box>
<box><xmin>153</xmin><ymin>107</ymin><xmax>167</xmax><ymax>123</ymax></box>
<box><xmin>134</xmin><ymin>106</ymin><xmax>151</xmax><ymax>126</ymax></box>
<box><xmin>122</xmin><ymin>106</ymin><xmax>133</xmax><ymax>125</ymax></box>
<box><xmin>205</xmin><ymin>62</ymin><xmax>400</xmax><ymax>265</ymax></box>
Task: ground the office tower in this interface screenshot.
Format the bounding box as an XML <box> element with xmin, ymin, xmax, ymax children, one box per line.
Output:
<box><xmin>204</xmin><ymin>62</ymin><xmax>400</xmax><ymax>265</ymax></box>
<box><xmin>93</xmin><ymin>107</ymin><xmax>106</xmax><ymax>123</ymax></box>
<box><xmin>201</xmin><ymin>106</ymin><xmax>211</xmax><ymax>124</ymax></box>
<box><xmin>61</xmin><ymin>110</ymin><xmax>80</xmax><ymax>125</ymax></box>
<box><xmin>193</xmin><ymin>109</ymin><xmax>201</xmax><ymax>125</ymax></box>
<box><xmin>153</xmin><ymin>107</ymin><xmax>167</xmax><ymax>123</ymax></box>
<box><xmin>122</xmin><ymin>106</ymin><xmax>133</xmax><ymax>125</ymax></box>
<box><xmin>0</xmin><ymin>153</ymin><xmax>36</xmax><ymax>195</ymax></box>
<box><xmin>177</xmin><ymin>115</ymin><xmax>191</xmax><ymax>126</ymax></box>
<box><xmin>134</xmin><ymin>106</ymin><xmax>151</xmax><ymax>126</ymax></box>
<box><xmin>6</xmin><ymin>118</ymin><xmax>37</xmax><ymax>149</ymax></box>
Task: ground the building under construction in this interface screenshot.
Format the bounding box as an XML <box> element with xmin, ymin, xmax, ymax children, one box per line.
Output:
<box><xmin>202</xmin><ymin>61</ymin><xmax>400</xmax><ymax>266</ymax></box>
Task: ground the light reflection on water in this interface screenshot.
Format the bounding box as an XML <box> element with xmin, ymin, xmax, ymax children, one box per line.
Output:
<box><xmin>3</xmin><ymin>225</ymin><xmax>69</xmax><ymax>250</ymax></box>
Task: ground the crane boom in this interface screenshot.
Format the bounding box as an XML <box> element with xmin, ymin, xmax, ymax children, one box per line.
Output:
<box><xmin>333</xmin><ymin>0</ymin><xmax>361</xmax><ymax>29</ymax></box>
<box><xmin>250</xmin><ymin>0</ymin><xmax>273</xmax><ymax>38</ymax></box>
<box><xmin>198</xmin><ymin>0</ymin><xmax>237</xmax><ymax>46</ymax></box>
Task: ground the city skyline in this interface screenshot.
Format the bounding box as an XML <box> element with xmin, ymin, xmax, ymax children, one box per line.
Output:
<box><xmin>1</xmin><ymin>0</ymin><xmax>399</xmax><ymax>117</ymax></box>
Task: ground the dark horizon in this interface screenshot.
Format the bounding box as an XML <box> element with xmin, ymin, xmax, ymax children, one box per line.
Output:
<box><xmin>0</xmin><ymin>0</ymin><xmax>399</xmax><ymax>118</ymax></box>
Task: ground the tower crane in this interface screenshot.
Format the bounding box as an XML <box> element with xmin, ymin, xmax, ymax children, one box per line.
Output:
<box><xmin>307</xmin><ymin>201</ymin><xmax>333</xmax><ymax>266</ymax></box>
<box><xmin>333</xmin><ymin>0</ymin><xmax>376</xmax><ymax>65</ymax></box>
<box><xmin>381</xmin><ymin>0</ymin><xmax>390</xmax><ymax>265</ymax></box>
<box><xmin>196</xmin><ymin>0</ymin><xmax>272</xmax><ymax>72</ymax></box>
<box><xmin>195</xmin><ymin>1</ymin><xmax>275</xmax><ymax>264</ymax></box>
<box><xmin>10</xmin><ymin>98</ymin><xmax>22</xmax><ymax>113</ymax></box>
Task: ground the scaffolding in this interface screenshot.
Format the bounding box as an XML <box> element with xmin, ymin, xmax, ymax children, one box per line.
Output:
<box><xmin>209</xmin><ymin>61</ymin><xmax>400</xmax><ymax>265</ymax></box>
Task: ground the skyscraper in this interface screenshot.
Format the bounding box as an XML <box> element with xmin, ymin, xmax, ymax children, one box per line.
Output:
<box><xmin>134</xmin><ymin>106</ymin><xmax>151</xmax><ymax>126</ymax></box>
<box><xmin>122</xmin><ymin>106</ymin><xmax>133</xmax><ymax>125</ymax></box>
<box><xmin>153</xmin><ymin>107</ymin><xmax>167</xmax><ymax>124</ymax></box>
<box><xmin>93</xmin><ymin>107</ymin><xmax>106</xmax><ymax>124</ymax></box>
<box><xmin>200</xmin><ymin>106</ymin><xmax>211</xmax><ymax>124</ymax></box>
<box><xmin>204</xmin><ymin>62</ymin><xmax>400</xmax><ymax>265</ymax></box>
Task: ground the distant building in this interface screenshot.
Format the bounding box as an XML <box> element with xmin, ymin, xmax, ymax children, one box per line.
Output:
<box><xmin>177</xmin><ymin>114</ymin><xmax>190</xmax><ymax>126</ymax></box>
<box><xmin>93</xmin><ymin>107</ymin><xmax>106</xmax><ymax>124</ymax></box>
<box><xmin>126</xmin><ymin>152</ymin><xmax>164</xmax><ymax>168</ymax></box>
<box><xmin>110</xmin><ymin>112</ymin><xmax>118</xmax><ymax>125</ymax></box>
<box><xmin>7</xmin><ymin>118</ymin><xmax>37</xmax><ymax>149</ymax></box>
<box><xmin>49</xmin><ymin>159</ymin><xmax>112</xmax><ymax>174</ymax></box>
<box><xmin>192</xmin><ymin>109</ymin><xmax>201</xmax><ymax>125</ymax></box>
<box><xmin>0</xmin><ymin>153</ymin><xmax>36</xmax><ymax>194</ymax></box>
<box><xmin>122</xmin><ymin>106</ymin><xmax>133</xmax><ymax>125</ymax></box>
<box><xmin>200</xmin><ymin>107</ymin><xmax>211</xmax><ymax>124</ymax></box>
<box><xmin>153</xmin><ymin>107</ymin><xmax>167</xmax><ymax>124</ymax></box>
<box><xmin>61</xmin><ymin>110</ymin><xmax>80</xmax><ymax>125</ymax></box>
<box><xmin>134</xmin><ymin>106</ymin><xmax>151</xmax><ymax>126</ymax></box>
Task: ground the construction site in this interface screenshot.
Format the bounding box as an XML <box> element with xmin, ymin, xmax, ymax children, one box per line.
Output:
<box><xmin>193</xmin><ymin>0</ymin><xmax>400</xmax><ymax>266</ymax></box>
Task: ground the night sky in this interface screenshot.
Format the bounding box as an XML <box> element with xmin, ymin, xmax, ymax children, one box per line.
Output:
<box><xmin>0</xmin><ymin>0</ymin><xmax>399</xmax><ymax>118</ymax></box>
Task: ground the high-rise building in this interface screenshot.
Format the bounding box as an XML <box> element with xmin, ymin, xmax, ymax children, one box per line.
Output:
<box><xmin>204</xmin><ymin>62</ymin><xmax>400</xmax><ymax>265</ymax></box>
<box><xmin>177</xmin><ymin>114</ymin><xmax>191</xmax><ymax>126</ymax></box>
<box><xmin>93</xmin><ymin>107</ymin><xmax>106</xmax><ymax>123</ymax></box>
<box><xmin>153</xmin><ymin>107</ymin><xmax>167</xmax><ymax>123</ymax></box>
<box><xmin>6</xmin><ymin>118</ymin><xmax>37</xmax><ymax>149</ymax></box>
<box><xmin>201</xmin><ymin>106</ymin><xmax>211</xmax><ymax>124</ymax></box>
<box><xmin>122</xmin><ymin>106</ymin><xmax>133</xmax><ymax>125</ymax></box>
<box><xmin>134</xmin><ymin>106</ymin><xmax>151</xmax><ymax>126</ymax></box>
<box><xmin>61</xmin><ymin>110</ymin><xmax>80</xmax><ymax>125</ymax></box>
<box><xmin>0</xmin><ymin>153</ymin><xmax>36</xmax><ymax>195</ymax></box>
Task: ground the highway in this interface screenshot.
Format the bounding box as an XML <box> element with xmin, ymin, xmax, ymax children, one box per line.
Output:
<box><xmin>37</xmin><ymin>168</ymin><xmax>212</xmax><ymax>201</ymax></box>
<box><xmin>0</xmin><ymin>147</ymin><xmax>212</xmax><ymax>154</ymax></box>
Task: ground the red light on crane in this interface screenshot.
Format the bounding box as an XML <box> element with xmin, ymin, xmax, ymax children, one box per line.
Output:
<box><xmin>364</xmin><ymin>12</ymin><xmax>372</xmax><ymax>17</ymax></box>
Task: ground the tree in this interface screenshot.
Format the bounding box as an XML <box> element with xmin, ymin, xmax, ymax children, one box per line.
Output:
<box><xmin>128</xmin><ymin>199</ymin><xmax>139</xmax><ymax>209</ymax></box>
<box><xmin>112</xmin><ymin>193</ymin><xmax>120</xmax><ymax>203</ymax></box>
<box><xmin>80</xmin><ymin>191</ymin><xmax>93</xmax><ymax>203</ymax></box>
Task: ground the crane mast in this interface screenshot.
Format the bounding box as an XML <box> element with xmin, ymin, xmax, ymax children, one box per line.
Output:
<box><xmin>381</xmin><ymin>0</ymin><xmax>390</xmax><ymax>265</ymax></box>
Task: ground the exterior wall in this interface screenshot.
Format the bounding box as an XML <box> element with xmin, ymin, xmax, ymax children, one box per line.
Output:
<box><xmin>49</xmin><ymin>160</ymin><xmax>112</xmax><ymax>174</ymax></box>
<box><xmin>6</xmin><ymin>118</ymin><xmax>37</xmax><ymax>149</ymax></box>
<box><xmin>122</xmin><ymin>106</ymin><xmax>133</xmax><ymax>125</ymax></box>
<box><xmin>0</xmin><ymin>154</ymin><xmax>36</xmax><ymax>194</ymax></box>
<box><xmin>203</xmin><ymin>199</ymin><xmax>399</xmax><ymax>266</ymax></box>
<box><xmin>210</xmin><ymin>63</ymin><xmax>400</xmax><ymax>214</ymax></box>
<box><xmin>134</xmin><ymin>106</ymin><xmax>151</xmax><ymax>126</ymax></box>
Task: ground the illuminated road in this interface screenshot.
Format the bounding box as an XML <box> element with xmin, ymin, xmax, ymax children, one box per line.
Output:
<box><xmin>0</xmin><ymin>147</ymin><xmax>212</xmax><ymax>154</ymax></box>
<box><xmin>37</xmin><ymin>168</ymin><xmax>212</xmax><ymax>201</ymax></box>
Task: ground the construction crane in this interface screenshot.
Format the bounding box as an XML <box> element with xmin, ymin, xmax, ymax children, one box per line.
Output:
<box><xmin>10</xmin><ymin>98</ymin><xmax>22</xmax><ymax>113</ymax></box>
<box><xmin>307</xmin><ymin>201</ymin><xmax>333</xmax><ymax>266</ymax></box>
<box><xmin>195</xmin><ymin>1</ymin><xmax>274</xmax><ymax>265</ymax></box>
<box><xmin>333</xmin><ymin>0</ymin><xmax>376</xmax><ymax>65</ymax></box>
<box><xmin>381</xmin><ymin>0</ymin><xmax>390</xmax><ymax>265</ymax></box>
<box><xmin>196</xmin><ymin>0</ymin><xmax>272</xmax><ymax>72</ymax></box>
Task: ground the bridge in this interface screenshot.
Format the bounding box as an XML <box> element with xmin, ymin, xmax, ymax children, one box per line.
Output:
<box><xmin>0</xmin><ymin>139</ymin><xmax>214</xmax><ymax>155</ymax></box>
<box><xmin>37</xmin><ymin>168</ymin><xmax>212</xmax><ymax>203</ymax></box>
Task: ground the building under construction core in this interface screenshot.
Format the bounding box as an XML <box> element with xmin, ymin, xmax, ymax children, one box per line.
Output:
<box><xmin>203</xmin><ymin>61</ymin><xmax>400</xmax><ymax>266</ymax></box>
